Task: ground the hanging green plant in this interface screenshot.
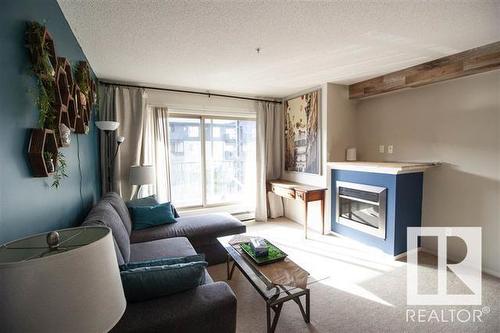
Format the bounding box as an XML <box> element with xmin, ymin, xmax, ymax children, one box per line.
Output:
<box><xmin>75</xmin><ymin>61</ymin><xmax>97</xmax><ymax>124</ymax></box>
<box><xmin>43</xmin><ymin>151</ymin><xmax>55</xmax><ymax>173</ymax></box>
<box><xmin>25</xmin><ymin>22</ymin><xmax>59</xmax><ymax>130</ymax></box>
<box><xmin>25</xmin><ymin>22</ymin><xmax>56</xmax><ymax>81</ymax></box>
<box><xmin>51</xmin><ymin>152</ymin><xmax>68</xmax><ymax>188</ymax></box>
<box><xmin>25</xmin><ymin>22</ymin><xmax>69</xmax><ymax>189</ymax></box>
<box><xmin>75</xmin><ymin>62</ymin><xmax>90</xmax><ymax>95</ymax></box>
<box><xmin>36</xmin><ymin>80</ymin><xmax>56</xmax><ymax>128</ymax></box>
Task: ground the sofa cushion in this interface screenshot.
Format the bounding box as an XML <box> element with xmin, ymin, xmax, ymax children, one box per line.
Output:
<box><xmin>102</xmin><ymin>192</ymin><xmax>134</xmax><ymax>236</ymax></box>
<box><xmin>113</xmin><ymin>237</ymin><xmax>126</xmax><ymax>266</ymax></box>
<box><xmin>130</xmin><ymin>213</ymin><xmax>245</xmax><ymax>246</ymax></box>
<box><xmin>82</xmin><ymin>218</ymin><xmax>126</xmax><ymax>265</ymax></box>
<box><xmin>129</xmin><ymin>237</ymin><xmax>197</xmax><ymax>261</ymax></box>
<box><xmin>129</xmin><ymin>237</ymin><xmax>214</xmax><ymax>284</ymax></box>
<box><xmin>83</xmin><ymin>201</ymin><xmax>131</xmax><ymax>263</ymax></box>
<box><xmin>120</xmin><ymin>261</ymin><xmax>208</xmax><ymax>302</ymax></box>
<box><xmin>110</xmin><ymin>282</ymin><xmax>235</xmax><ymax>333</ymax></box>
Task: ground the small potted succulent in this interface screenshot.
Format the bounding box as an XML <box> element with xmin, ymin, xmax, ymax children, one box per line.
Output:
<box><xmin>43</xmin><ymin>151</ymin><xmax>55</xmax><ymax>173</ymax></box>
<box><xmin>59</xmin><ymin>123</ymin><xmax>71</xmax><ymax>146</ymax></box>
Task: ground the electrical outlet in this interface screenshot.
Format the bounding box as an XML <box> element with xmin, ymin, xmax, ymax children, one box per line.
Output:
<box><xmin>387</xmin><ymin>145</ymin><xmax>394</xmax><ymax>154</ymax></box>
<box><xmin>378</xmin><ymin>145</ymin><xmax>385</xmax><ymax>153</ymax></box>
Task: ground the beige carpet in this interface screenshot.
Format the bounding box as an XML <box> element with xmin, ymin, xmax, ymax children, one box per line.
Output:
<box><xmin>208</xmin><ymin>218</ymin><xmax>500</xmax><ymax>333</ymax></box>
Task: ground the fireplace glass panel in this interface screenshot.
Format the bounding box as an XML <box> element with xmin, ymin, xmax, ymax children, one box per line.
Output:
<box><xmin>339</xmin><ymin>197</ymin><xmax>380</xmax><ymax>229</ymax></box>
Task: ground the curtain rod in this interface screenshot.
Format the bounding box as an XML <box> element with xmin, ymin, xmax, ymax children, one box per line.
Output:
<box><xmin>99</xmin><ymin>80</ymin><xmax>282</xmax><ymax>104</ymax></box>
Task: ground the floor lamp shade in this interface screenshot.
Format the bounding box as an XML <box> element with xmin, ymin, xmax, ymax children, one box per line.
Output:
<box><xmin>95</xmin><ymin>120</ymin><xmax>120</xmax><ymax>131</ymax></box>
<box><xmin>0</xmin><ymin>227</ymin><xmax>126</xmax><ymax>333</ymax></box>
<box><xmin>129</xmin><ymin>165</ymin><xmax>155</xmax><ymax>185</ymax></box>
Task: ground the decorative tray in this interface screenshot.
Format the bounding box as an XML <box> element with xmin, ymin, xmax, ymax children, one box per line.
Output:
<box><xmin>239</xmin><ymin>239</ymin><xmax>287</xmax><ymax>265</ymax></box>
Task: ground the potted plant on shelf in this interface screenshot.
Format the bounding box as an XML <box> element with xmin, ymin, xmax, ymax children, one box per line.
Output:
<box><xmin>43</xmin><ymin>151</ymin><xmax>55</xmax><ymax>173</ymax></box>
<box><xmin>51</xmin><ymin>153</ymin><xmax>68</xmax><ymax>188</ymax></box>
<box><xmin>25</xmin><ymin>22</ymin><xmax>69</xmax><ymax>188</ymax></box>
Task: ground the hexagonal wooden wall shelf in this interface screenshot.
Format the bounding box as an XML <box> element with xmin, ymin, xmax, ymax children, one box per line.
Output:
<box><xmin>57</xmin><ymin>57</ymin><xmax>74</xmax><ymax>92</ymax></box>
<box><xmin>55</xmin><ymin>66</ymin><xmax>71</xmax><ymax>109</ymax></box>
<box><xmin>77</xmin><ymin>61</ymin><xmax>94</xmax><ymax>113</ymax></box>
<box><xmin>74</xmin><ymin>115</ymin><xmax>86</xmax><ymax>134</ymax></box>
<box><xmin>25</xmin><ymin>24</ymin><xmax>57</xmax><ymax>80</ymax></box>
<box><xmin>55</xmin><ymin>105</ymin><xmax>71</xmax><ymax>147</ymax></box>
<box><xmin>84</xmin><ymin>105</ymin><xmax>90</xmax><ymax>126</ymax></box>
<box><xmin>77</xmin><ymin>89</ymin><xmax>90</xmax><ymax>126</ymax></box>
<box><xmin>67</xmin><ymin>95</ymin><xmax>77</xmax><ymax>131</ymax></box>
<box><xmin>43</xmin><ymin>30</ymin><xmax>57</xmax><ymax>71</ymax></box>
<box><xmin>28</xmin><ymin>128</ymin><xmax>58</xmax><ymax>177</ymax></box>
<box><xmin>89</xmin><ymin>79</ymin><xmax>96</xmax><ymax>108</ymax></box>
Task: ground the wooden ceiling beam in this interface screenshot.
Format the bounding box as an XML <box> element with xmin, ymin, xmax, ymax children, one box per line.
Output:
<box><xmin>348</xmin><ymin>41</ymin><xmax>500</xmax><ymax>99</ymax></box>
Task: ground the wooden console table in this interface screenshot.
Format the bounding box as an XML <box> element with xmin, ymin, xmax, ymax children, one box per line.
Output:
<box><xmin>267</xmin><ymin>179</ymin><xmax>327</xmax><ymax>239</ymax></box>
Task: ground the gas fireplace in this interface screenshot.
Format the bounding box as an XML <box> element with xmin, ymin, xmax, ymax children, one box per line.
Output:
<box><xmin>335</xmin><ymin>181</ymin><xmax>387</xmax><ymax>239</ymax></box>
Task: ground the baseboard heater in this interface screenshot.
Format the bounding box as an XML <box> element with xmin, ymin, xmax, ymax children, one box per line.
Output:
<box><xmin>232</xmin><ymin>211</ymin><xmax>255</xmax><ymax>222</ymax></box>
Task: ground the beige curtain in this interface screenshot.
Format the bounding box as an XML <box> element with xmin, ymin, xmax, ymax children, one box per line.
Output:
<box><xmin>100</xmin><ymin>85</ymin><xmax>146</xmax><ymax>199</ymax></box>
<box><xmin>141</xmin><ymin>106</ymin><xmax>171</xmax><ymax>203</ymax></box>
<box><xmin>255</xmin><ymin>101</ymin><xmax>283</xmax><ymax>221</ymax></box>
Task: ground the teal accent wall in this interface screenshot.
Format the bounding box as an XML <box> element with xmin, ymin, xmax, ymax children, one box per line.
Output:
<box><xmin>0</xmin><ymin>0</ymin><xmax>100</xmax><ymax>244</ymax></box>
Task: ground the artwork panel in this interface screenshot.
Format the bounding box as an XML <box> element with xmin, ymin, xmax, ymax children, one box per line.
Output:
<box><xmin>284</xmin><ymin>90</ymin><xmax>320</xmax><ymax>174</ymax></box>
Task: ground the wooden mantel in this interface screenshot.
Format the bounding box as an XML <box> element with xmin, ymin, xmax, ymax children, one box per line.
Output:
<box><xmin>349</xmin><ymin>41</ymin><xmax>500</xmax><ymax>99</ymax></box>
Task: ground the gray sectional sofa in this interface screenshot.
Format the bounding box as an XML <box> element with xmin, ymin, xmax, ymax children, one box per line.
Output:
<box><xmin>82</xmin><ymin>192</ymin><xmax>246</xmax><ymax>333</ymax></box>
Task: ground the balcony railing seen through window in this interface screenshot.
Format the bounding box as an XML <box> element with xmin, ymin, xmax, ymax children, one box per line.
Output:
<box><xmin>168</xmin><ymin>116</ymin><xmax>256</xmax><ymax>208</ymax></box>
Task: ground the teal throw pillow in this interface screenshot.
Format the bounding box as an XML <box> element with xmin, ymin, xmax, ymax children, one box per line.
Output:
<box><xmin>120</xmin><ymin>261</ymin><xmax>208</xmax><ymax>302</ymax></box>
<box><xmin>119</xmin><ymin>254</ymin><xmax>206</xmax><ymax>271</ymax></box>
<box><xmin>126</xmin><ymin>195</ymin><xmax>180</xmax><ymax>218</ymax></box>
<box><xmin>130</xmin><ymin>202</ymin><xmax>177</xmax><ymax>230</ymax></box>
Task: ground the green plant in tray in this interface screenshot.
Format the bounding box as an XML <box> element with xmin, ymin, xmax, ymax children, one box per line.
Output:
<box><xmin>240</xmin><ymin>240</ymin><xmax>287</xmax><ymax>265</ymax></box>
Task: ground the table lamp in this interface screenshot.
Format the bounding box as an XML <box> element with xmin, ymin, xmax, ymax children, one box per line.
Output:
<box><xmin>129</xmin><ymin>165</ymin><xmax>155</xmax><ymax>199</ymax></box>
<box><xmin>0</xmin><ymin>226</ymin><xmax>126</xmax><ymax>333</ymax></box>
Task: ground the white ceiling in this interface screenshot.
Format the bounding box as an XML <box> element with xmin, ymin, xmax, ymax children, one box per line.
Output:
<box><xmin>57</xmin><ymin>0</ymin><xmax>500</xmax><ymax>98</ymax></box>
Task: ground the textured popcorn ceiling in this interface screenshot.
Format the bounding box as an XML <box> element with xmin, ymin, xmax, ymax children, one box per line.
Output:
<box><xmin>57</xmin><ymin>0</ymin><xmax>500</xmax><ymax>97</ymax></box>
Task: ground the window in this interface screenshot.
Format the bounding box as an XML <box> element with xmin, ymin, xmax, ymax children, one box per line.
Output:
<box><xmin>168</xmin><ymin>116</ymin><xmax>256</xmax><ymax>208</ymax></box>
<box><xmin>205</xmin><ymin>119</ymin><xmax>256</xmax><ymax>205</ymax></box>
<box><xmin>168</xmin><ymin>118</ymin><xmax>203</xmax><ymax>207</ymax></box>
<box><xmin>188</xmin><ymin>126</ymin><xmax>199</xmax><ymax>137</ymax></box>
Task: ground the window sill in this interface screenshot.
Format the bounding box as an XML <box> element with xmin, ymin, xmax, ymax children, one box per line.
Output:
<box><xmin>178</xmin><ymin>203</ymin><xmax>254</xmax><ymax>221</ymax></box>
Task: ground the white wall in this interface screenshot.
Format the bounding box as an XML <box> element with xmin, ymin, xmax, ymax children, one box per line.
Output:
<box><xmin>355</xmin><ymin>70</ymin><xmax>500</xmax><ymax>276</ymax></box>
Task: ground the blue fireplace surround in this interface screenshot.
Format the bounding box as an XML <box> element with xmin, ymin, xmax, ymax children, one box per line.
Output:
<box><xmin>331</xmin><ymin>169</ymin><xmax>424</xmax><ymax>256</ymax></box>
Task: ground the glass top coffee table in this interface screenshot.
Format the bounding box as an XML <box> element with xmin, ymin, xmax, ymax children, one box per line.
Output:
<box><xmin>217</xmin><ymin>235</ymin><xmax>311</xmax><ymax>333</ymax></box>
